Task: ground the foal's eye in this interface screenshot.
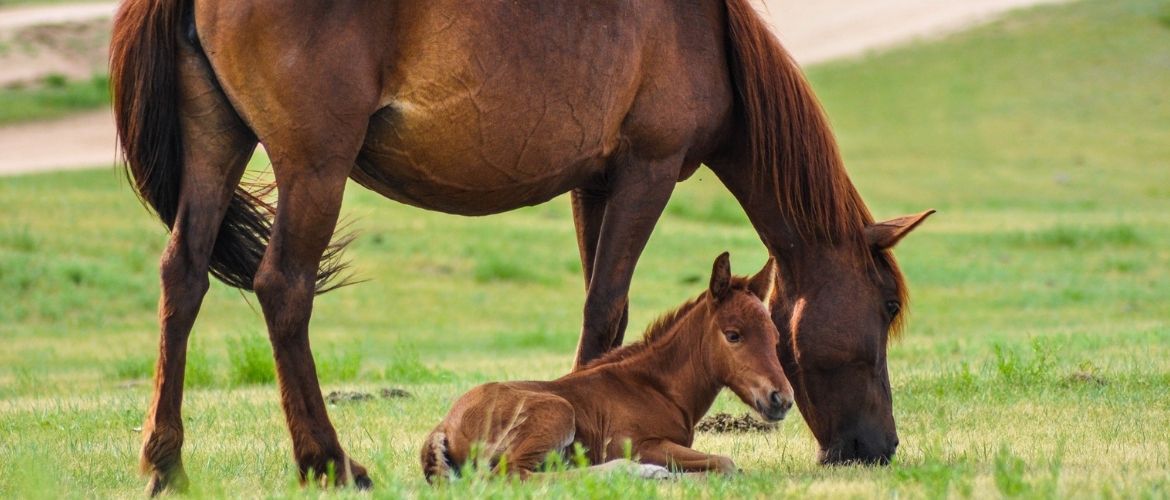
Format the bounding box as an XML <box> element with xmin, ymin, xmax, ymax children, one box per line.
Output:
<box><xmin>723</xmin><ymin>331</ymin><xmax>742</xmax><ymax>344</ymax></box>
<box><xmin>885</xmin><ymin>301</ymin><xmax>901</xmax><ymax>318</ymax></box>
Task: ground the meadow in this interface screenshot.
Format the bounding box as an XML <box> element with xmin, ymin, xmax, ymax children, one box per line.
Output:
<box><xmin>2</xmin><ymin>0</ymin><xmax>1169</xmax><ymax>497</ymax></box>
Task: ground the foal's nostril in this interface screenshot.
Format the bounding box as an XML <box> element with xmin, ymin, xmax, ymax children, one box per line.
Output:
<box><xmin>768</xmin><ymin>390</ymin><xmax>792</xmax><ymax>413</ymax></box>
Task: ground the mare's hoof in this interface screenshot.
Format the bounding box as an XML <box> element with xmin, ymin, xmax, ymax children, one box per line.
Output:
<box><xmin>313</xmin><ymin>457</ymin><xmax>372</xmax><ymax>490</ymax></box>
<box><xmin>346</xmin><ymin>457</ymin><xmax>373</xmax><ymax>490</ymax></box>
<box><xmin>145</xmin><ymin>466</ymin><xmax>189</xmax><ymax>497</ymax></box>
<box><xmin>352</xmin><ymin>471</ymin><xmax>373</xmax><ymax>490</ymax></box>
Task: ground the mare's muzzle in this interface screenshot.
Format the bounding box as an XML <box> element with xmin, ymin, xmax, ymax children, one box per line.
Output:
<box><xmin>819</xmin><ymin>430</ymin><xmax>899</xmax><ymax>465</ymax></box>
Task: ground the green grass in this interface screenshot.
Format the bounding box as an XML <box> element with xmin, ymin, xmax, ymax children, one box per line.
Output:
<box><xmin>0</xmin><ymin>73</ymin><xmax>110</xmax><ymax>125</ymax></box>
<box><xmin>3</xmin><ymin>0</ymin><xmax>1170</xmax><ymax>497</ymax></box>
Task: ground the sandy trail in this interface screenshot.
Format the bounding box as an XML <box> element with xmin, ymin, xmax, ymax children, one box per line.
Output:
<box><xmin>0</xmin><ymin>0</ymin><xmax>1062</xmax><ymax>175</ymax></box>
<box><xmin>0</xmin><ymin>2</ymin><xmax>116</xmax><ymax>31</ymax></box>
<box><xmin>761</xmin><ymin>0</ymin><xmax>1066</xmax><ymax>65</ymax></box>
<box><xmin>0</xmin><ymin>109</ymin><xmax>118</xmax><ymax>175</ymax></box>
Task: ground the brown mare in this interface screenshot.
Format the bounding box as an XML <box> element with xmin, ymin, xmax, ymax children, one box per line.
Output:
<box><xmin>421</xmin><ymin>253</ymin><xmax>793</xmax><ymax>481</ymax></box>
<box><xmin>110</xmin><ymin>0</ymin><xmax>933</xmax><ymax>493</ymax></box>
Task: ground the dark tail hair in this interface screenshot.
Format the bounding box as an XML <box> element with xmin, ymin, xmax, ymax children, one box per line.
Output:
<box><xmin>421</xmin><ymin>431</ymin><xmax>456</xmax><ymax>483</ymax></box>
<box><xmin>110</xmin><ymin>0</ymin><xmax>348</xmax><ymax>293</ymax></box>
<box><xmin>722</xmin><ymin>0</ymin><xmax>873</xmax><ymax>244</ymax></box>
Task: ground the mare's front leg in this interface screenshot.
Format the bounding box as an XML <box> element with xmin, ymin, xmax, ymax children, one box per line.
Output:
<box><xmin>570</xmin><ymin>188</ymin><xmax>628</xmax><ymax>351</ymax></box>
<box><xmin>637</xmin><ymin>439</ymin><xmax>738</xmax><ymax>474</ymax></box>
<box><xmin>571</xmin><ymin>154</ymin><xmax>682</xmax><ymax>369</ymax></box>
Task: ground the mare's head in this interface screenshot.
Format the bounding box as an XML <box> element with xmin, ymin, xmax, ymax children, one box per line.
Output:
<box><xmin>702</xmin><ymin>252</ymin><xmax>793</xmax><ymax>422</ymax></box>
<box><xmin>773</xmin><ymin>211</ymin><xmax>935</xmax><ymax>465</ymax></box>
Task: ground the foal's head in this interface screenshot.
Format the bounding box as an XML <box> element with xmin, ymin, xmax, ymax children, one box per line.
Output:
<box><xmin>701</xmin><ymin>252</ymin><xmax>794</xmax><ymax>422</ymax></box>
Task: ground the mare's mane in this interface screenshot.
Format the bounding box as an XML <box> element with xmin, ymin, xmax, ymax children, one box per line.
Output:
<box><xmin>724</xmin><ymin>0</ymin><xmax>909</xmax><ymax>331</ymax></box>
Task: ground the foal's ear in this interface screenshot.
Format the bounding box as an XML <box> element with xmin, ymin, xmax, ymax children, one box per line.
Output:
<box><xmin>865</xmin><ymin>209</ymin><xmax>936</xmax><ymax>250</ymax></box>
<box><xmin>710</xmin><ymin>252</ymin><xmax>732</xmax><ymax>301</ymax></box>
<box><xmin>748</xmin><ymin>256</ymin><xmax>776</xmax><ymax>303</ymax></box>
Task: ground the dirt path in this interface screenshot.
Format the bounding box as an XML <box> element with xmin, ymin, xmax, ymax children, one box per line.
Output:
<box><xmin>760</xmin><ymin>0</ymin><xmax>1066</xmax><ymax>65</ymax></box>
<box><xmin>0</xmin><ymin>0</ymin><xmax>1063</xmax><ymax>176</ymax></box>
<box><xmin>0</xmin><ymin>109</ymin><xmax>118</xmax><ymax>175</ymax></box>
<box><xmin>0</xmin><ymin>2</ymin><xmax>115</xmax><ymax>31</ymax></box>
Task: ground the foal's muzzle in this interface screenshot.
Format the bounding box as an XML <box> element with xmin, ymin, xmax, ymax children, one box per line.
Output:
<box><xmin>757</xmin><ymin>390</ymin><xmax>794</xmax><ymax>422</ymax></box>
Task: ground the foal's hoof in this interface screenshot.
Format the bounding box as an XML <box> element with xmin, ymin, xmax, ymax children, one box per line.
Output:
<box><xmin>632</xmin><ymin>463</ymin><xmax>672</xmax><ymax>480</ymax></box>
<box><xmin>595</xmin><ymin>459</ymin><xmax>672</xmax><ymax>479</ymax></box>
<box><xmin>144</xmin><ymin>466</ymin><xmax>189</xmax><ymax>497</ymax></box>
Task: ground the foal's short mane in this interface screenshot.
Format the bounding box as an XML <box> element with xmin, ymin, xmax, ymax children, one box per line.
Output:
<box><xmin>582</xmin><ymin>278</ymin><xmax>756</xmax><ymax>370</ymax></box>
<box><xmin>725</xmin><ymin>0</ymin><xmax>909</xmax><ymax>332</ymax></box>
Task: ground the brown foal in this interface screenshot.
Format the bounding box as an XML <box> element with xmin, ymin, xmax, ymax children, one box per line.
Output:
<box><xmin>421</xmin><ymin>253</ymin><xmax>793</xmax><ymax>481</ymax></box>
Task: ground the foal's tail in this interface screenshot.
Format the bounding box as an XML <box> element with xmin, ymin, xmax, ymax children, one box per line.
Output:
<box><xmin>109</xmin><ymin>0</ymin><xmax>346</xmax><ymax>292</ymax></box>
<box><xmin>421</xmin><ymin>431</ymin><xmax>456</xmax><ymax>483</ymax></box>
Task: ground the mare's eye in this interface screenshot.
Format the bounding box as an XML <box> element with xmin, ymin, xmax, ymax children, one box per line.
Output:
<box><xmin>885</xmin><ymin>301</ymin><xmax>901</xmax><ymax>318</ymax></box>
<box><xmin>724</xmin><ymin>331</ymin><xmax>742</xmax><ymax>344</ymax></box>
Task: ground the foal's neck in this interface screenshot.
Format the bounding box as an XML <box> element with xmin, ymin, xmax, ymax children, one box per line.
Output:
<box><xmin>613</xmin><ymin>305</ymin><xmax>724</xmax><ymax>426</ymax></box>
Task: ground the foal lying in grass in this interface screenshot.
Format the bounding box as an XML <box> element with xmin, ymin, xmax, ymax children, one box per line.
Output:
<box><xmin>421</xmin><ymin>253</ymin><xmax>793</xmax><ymax>481</ymax></box>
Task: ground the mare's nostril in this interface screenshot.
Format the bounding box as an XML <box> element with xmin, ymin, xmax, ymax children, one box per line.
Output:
<box><xmin>769</xmin><ymin>390</ymin><xmax>782</xmax><ymax>407</ymax></box>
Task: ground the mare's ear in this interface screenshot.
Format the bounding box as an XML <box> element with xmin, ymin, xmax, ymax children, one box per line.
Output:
<box><xmin>865</xmin><ymin>209</ymin><xmax>936</xmax><ymax>250</ymax></box>
<box><xmin>710</xmin><ymin>252</ymin><xmax>732</xmax><ymax>301</ymax></box>
<box><xmin>748</xmin><ymin>256</ymin><xmax>776</xmax><ymax>304</ymax></box>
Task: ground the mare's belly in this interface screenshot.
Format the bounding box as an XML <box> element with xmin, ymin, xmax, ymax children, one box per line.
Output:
<box><xmin>353</xmin><ymin>95</ymin><xmax>615</xmax><ymax>216</ymax></box>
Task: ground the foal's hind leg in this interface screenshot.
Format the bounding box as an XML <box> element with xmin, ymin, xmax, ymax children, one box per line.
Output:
<box><xmin>492</xmin><ymin>394</ymin><xmax>577</xmax><ymax>477</ymax></box>
<box><xmin>140</xmin><ymin>41</ymin><xmax>257</xmax><ymax>496</ymax></box>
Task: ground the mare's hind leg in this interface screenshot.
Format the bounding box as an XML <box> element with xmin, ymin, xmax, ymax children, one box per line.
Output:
<box><xmin>571</xmin><ymin>154</ymin><xmax>682</xmax><ymax>369</ymax></box>
<box><xmin>248</xmin><ymin>114</ymin><xmax>373</xmax><ymax>489</ymax></box>
<box><xmin>252</xmin><ymin>157</ymin><xmax>368</xmax><ymax>487</ymax></box>
<box><xmin>140</xmin><ymin>40</ymin><xmax>257</xmax><ymax>496</ymax></box>
<box><xmin>197</xmin><ymin>5</ymin><xmax>382</xmax><ymax>487</ymax></box>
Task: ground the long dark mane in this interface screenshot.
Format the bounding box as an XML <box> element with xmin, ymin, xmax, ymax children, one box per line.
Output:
<box><xmin>724</xmin><ymin>0</ymin><xmax>873</xmax><ymax>244</ymax></box>
<box><xmin>723</xmin><ymin>0</ymin><xmax>909</xmax><ymax>328</ymax></box>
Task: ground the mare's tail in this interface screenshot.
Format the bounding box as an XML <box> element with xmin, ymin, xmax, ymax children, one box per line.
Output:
<box><xmin>109</xmin><ymin>0</ymin><xmax>346</xmax><ymax>292</ymax></box>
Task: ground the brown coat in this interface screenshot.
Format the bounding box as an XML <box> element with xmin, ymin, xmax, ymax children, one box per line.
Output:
<box><xmin>422</xmin><ymin>254</ymin><xmax>793</xmax><ymax>480</ymax></box>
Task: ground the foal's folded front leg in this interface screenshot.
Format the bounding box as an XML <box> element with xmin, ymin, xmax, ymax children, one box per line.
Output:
<box><xmin>636</xmin><ymin>439</ymin><xmax>739</xmax><ymax>474</ymax></box>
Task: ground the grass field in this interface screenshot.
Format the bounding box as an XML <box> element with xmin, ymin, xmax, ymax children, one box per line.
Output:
<box><xmin>2</xmin><ymin>0</ymin><xmax>1169</xmax><ymax>497</ymax></box>
<box><xmin>0</xmin><ymin>73</ymin><xmax>109</xmax><ymax>125</ymax></box>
